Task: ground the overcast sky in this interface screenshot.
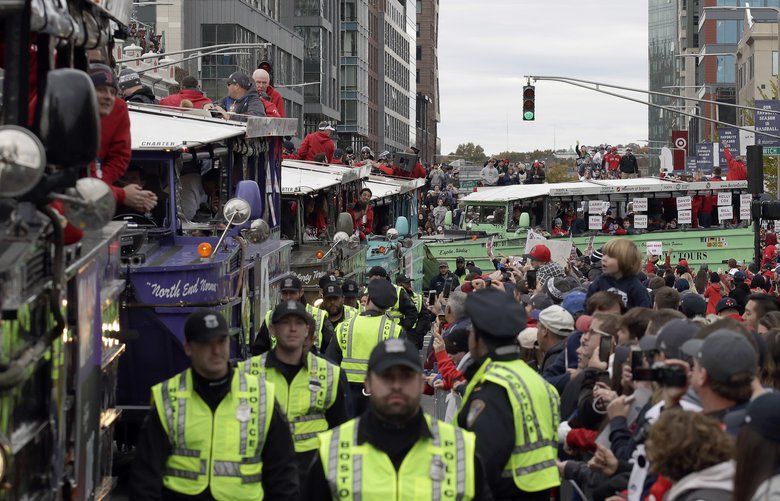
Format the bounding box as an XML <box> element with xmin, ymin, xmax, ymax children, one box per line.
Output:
<box><xmin>437</xmin><ymin>0</ymin><xmax>649</xmax><ymax>155</ymax></box>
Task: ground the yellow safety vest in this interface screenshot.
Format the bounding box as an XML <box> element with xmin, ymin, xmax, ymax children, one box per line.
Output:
<box><xmin>334</xmin><ymin>313</ymin><xmax>403</xmax><ymax>382</ymax></box>
<box><xmin>409</xmin><ymin>291</ymin><xmax>423</xmax><ymax>313</ymax></box>
<box><xmin>151</xmin><ymin>369</ymin><xmax>275</xmax><ymax>501</ymax></box>
<box><xmin>237</xmin><ymin>351</ymin><xmax>340</xmax><ymax>452</ymax></box>
<box><xmin>459</xmin><ymin>358</ymin><xmax>561</xmax><ymax>493</ymax></box>
<box><xmin>318</xmin><ymin>414</ymin><xmax>477</xmax><ymax>500</ymax></box>
<box><xmin>387</xmin><ymin>285</ymin><xmax>406</xmax><ymax>320</ymax></box>
<box><xmin>343</xmin><ymin>305</ymin><xmax>361</xmax><ymax>323</ymax></box>
<box><xmin>266</xmin><ymin>303</ymin><xmax>329</xmax><ymax>350</ymax></box>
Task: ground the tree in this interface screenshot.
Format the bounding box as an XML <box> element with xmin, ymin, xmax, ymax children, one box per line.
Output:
<box><xmin>450</xmin><ymin>143</ymin><xmax>487</xmax><ymax>163</ymax></box>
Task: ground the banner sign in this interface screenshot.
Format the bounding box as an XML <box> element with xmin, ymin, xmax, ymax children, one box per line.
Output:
<box><xmin>718</xmin><ymin>127</ymin><xmax>740</xmax><ymax>171</ymax></box>
<box><xmin>718</xmin><ymin>206</ymin><xmax>734</xmax><ymax>221</ymax></box>
<box><xmin>634</xmin><ymin>214</ymin><xmax>648</xmax><ymax>229</ymax></box>
<box><xmin>755</xmin><ymin>100</ymin><xmax>780</xmax><ymax>147</ymax></box>
<box><xmin>589</xmin><ymin>215</ymin><xmax>602</xmax><ymax>230</ymax></box>
<box><xmin>632</xmin><ymin>198</ymin><xmax>647</xmax><ymax>212</ymax></box>
<box><xmin>696</xmin><ymin>142</ymin><xmax>714</xmax><ymax>173</ymax></box>
<box><xmin>646</xmin><ymin>241</ymin><xmax>663</xmax><ymax>256</ymax></box>
<box><xmin>717</xmin><ymin>192</ymin><xmax>732</xmax><ymax>206</ymax></box>
<box><xmin>677</xmin><ymin>196</ymin><xmax>692</xmax><ymax>211</ymax></box>
<box><xmin>678</xmin><ymin>210</ymin><xmax>692</xmax><ymax>224</ymax></box>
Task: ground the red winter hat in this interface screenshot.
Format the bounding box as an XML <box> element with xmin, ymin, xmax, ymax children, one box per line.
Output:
<box><xmin>679</xmin><ymin>259</ymin><xmax>689</xmax><ymax>269</ymax></box>
<box><xmin>524</xmin><ymin>244</ymin><xmax>551</xmax><ymax>263</ymax></box>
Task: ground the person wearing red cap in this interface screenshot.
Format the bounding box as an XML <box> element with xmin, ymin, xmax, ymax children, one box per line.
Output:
<box><xmin>524</xmin><ymin>244</ymin><xmax>565</xmax><ymax>291</ymax></box>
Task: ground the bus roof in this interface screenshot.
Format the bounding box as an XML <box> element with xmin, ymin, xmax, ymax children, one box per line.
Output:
<box><xmin>281</xmin><ymin>160</ymin><xmax>370</xmax><ymax>195</ymax></box>
<box><xmin>130</xmin><ymin>107</ymin><xmax>247</xmax><ymax>151</ymax></box>
<box><xmin>365</xmin><ymin>175</ymin><xmax>426</xmax><ymax>201</ymax></box>
<box><xmin>461</xmin><ymin>178</ymin><xmax>748</xmax><ymax>203</ymax></box>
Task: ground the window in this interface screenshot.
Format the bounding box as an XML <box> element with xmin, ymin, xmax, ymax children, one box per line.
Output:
<box><xmin>716</xmin><ymin>55</ymin><xmax>736</xmax><ymax>84</ymax></box>
<box><xmin>416</xmin><ymin>45</ymin><xmax>422</xmax><ymax>60</ymax></box>
<box><xmin>341</xmin><ymin>30</ymin><xmax>356</xmax><ymax>57</ymax></box>
<box><xmin>716</xmin><ymin>20</ymin><xmax>741</xmax><ymax>44</ymax></box>
<box><xmin>416</xmin><ymin>0</ymin><xmax>422</xmax><ymax>13</ymax></box>
<box><xmin>774</xmin><ymin>51</ymin><xmax>778</xmax><ymax>77</ymax></box>
<box><xmin>342</xmin><ymin>65</ymin><xmax>357</xmax><ymax>90</ymax></box>
<box><xmin>295</xmin><ymin>0</ymin><xmax>322</xmax><ymax>16</ymax></box>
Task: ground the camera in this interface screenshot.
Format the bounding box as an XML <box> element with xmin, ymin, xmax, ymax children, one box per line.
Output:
<box><xmin>633</xmin><ymin>363</ymin><xmax>687</xmax><ymax>388</ymax></box>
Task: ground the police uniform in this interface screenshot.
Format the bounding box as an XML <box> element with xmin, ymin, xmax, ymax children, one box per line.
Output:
<box><xmin>319</xmin><ymin>280</ymin><xmax>360</xmax><ymax>333</ymax></box>
<box><xmin>369</xmin><ymin>266</ymin><xmax>417</xmax><ymax>334</ymax></box>
<box><xmin>395</xmin><ymin>274</ymin><xmax>431</xmax><ymax>350</ymax></box>
<box><xmin>238</xmin><ymin>301</ymin><xmax>348</xmax><ymax>488</ymax></box>
<box><xmin>324</xmin><ymin>279</ymin><xmax>404</xmax><ymax>416</ymax></box>
<box><xmin>304</xmin><ymin>339</ymin><xmax>491</xmax><ymax>500</ymax></box>
<box><xmin>251</xmin><ymin>275</ymin><xmax>335</xmax><ymax>355</ymax></box>
<box><xmin>457</xmin><ymin>289</ymin><xmax>561</xmax><ymax>500</ymax></box>
<box><xmin>341</xmin><ymin>279</ymin><xmax>362</xmax><ymax>311</ymax></box>
<box><xmin>130</xmin><ymin>310</ymin><xmax>298</xmax><ymax>500</ymax></box>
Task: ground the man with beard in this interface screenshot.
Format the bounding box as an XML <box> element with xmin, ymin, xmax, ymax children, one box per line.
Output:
<box><xmin>305</xmin><ymin>338</ymin><xmax>491</xmax><ymax>499</ymax></box>
<box><xmin>319</xmin><ymin>278</ymin><xmax>361</xmax><ymax>334</ymax></box>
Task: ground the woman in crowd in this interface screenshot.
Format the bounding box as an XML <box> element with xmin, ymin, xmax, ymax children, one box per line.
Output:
<box><xmin>734</xmin><ymin>392</ymin><xmax>780</xmax><ymax>500</ymax></box>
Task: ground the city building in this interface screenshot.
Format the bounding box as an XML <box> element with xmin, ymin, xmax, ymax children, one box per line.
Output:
<box><xmin>148</xmin><ymin>0</ymin><xmax>306</xmax><ymax>137</ymax></box>
<box><xmin>415</xmin><ymin>0</ymin><xmax>440</xmax><ymax>165</ymax></box>
<box><xmin>280</xmin><ymin>1</ymin><xmax>341</xmax><ymax>134</ymax></box>
<box><xmin>736</xmin><ymin>13</ymin><xmax>780</xmax><ymax>120</ymax></box>
<box><xmin>649</xmin><ymin>0</ymin><xmax>678</xmax><ymax>172</ymax></box>
<box><xmin>338</xmin><ymin>0</ymin><xmax>371</xmax><ymax>152</ymax></box>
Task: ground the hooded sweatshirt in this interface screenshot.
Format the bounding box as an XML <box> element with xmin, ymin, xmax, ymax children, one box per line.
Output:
<box><xmin>587</xmin><ymin>273</ymin><xmax>651</xmax><ymax>309</ymax></box>
<box><xmin>125</xmin><ymin>85</ymin><xmax>158</xmax><ymax>104</ymax></box>
<box><xmin>666</xmin><ymin>460</ymin><xmax>735</xmax><ymax>501</ymax></box>
<box><xmin>160</xmin><ymin>88</ymin><xmax>212</xmax><ymax>109</ymax></box>
<box><xmin>298</xmin><ymin>130</ymin><xmax>335</xmax><ymax>163</ymax></box>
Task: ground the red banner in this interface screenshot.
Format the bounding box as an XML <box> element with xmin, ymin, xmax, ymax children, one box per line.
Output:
<box><xmin>671</xmin><ymin>130</ymin><xmax>688</xmax><ymax>171</ymax></box>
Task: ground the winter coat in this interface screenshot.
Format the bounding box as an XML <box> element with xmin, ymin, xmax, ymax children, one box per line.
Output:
<box><xmin>125</xmin><ymin>85</ymin><xmax>158</xmax><ymax>104</ymax></box>
<box><xmin>160</xmin><ymin>88</ymin><xmax>212</xmax><ymax>109</ymax></box>
<box><xmin>526</xmin><ymin>166</ymin><xmax>546</xmax><ymax>184</ymax></box>
<box><xmin>619</xmin><ymin>153</ymin><xmax>639</xmax><ymax>174</ymax></box>
<box><xmin>297</xmin><ymin>131</ymin><xmax>335</xmax><ymax>163</ymax></box>
<box><xmin>480</xmin><ymin>165</ymin><xmax>499</xmax><ymax>185</ymax></box>
<box><xmin>587</xmin><ymin>273</ymin><xmax>651</xmax><ymax>309</ymax></box>
<box><xmin>432</xmin><ymin>205</ymin><xmax>448</xmax><ymax>228</ymax></box>
<box><xmin>666</xmin><ymin>461</ymin><xmax>735</xmax><ymax>501</ymax></box>
<box><xmin>752</xmin><ymin>473</ymin><xmax>780</xmax><ymax>501</ymax></box>
<box><xmin>724</xmin><ymin>147</ymin><xmax>747</xmax><ymax>181</ymax></box>
<box><xmin>216</xmin><ymin>88</ymin><xmax>266</xmax><ymax>121</ymax></box>
<box><xmin>91</xmin><ymin>98</ymin><xmax>131</xmax><ymax>205</ymax></box>
<box><xmin>266</xmin><ymin>85</ymin><xmax>285</xmax><ymax>117</ymax></box>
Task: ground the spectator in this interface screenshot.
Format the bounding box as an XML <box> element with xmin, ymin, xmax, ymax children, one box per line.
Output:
<box><xmin>619</xmin><ymin>147</ymin><xmax>639</xmax><ymax>178</ymax></box>
<box><xmin>723</xmin><ymin>146</ymin><xmax>747</xmax><ymax>181</ymax></box>
<box><xmin>432</xmin><ymin>198</ymin><xmax>448</xmax><ymax>228</ymax></box>
<box><xmin>645</xmin><ymin>410</ymin><xmax>735</xmax><ymax>501</ymax></box>
<box><xmin>645</xmin><ymin>308</ymin><xmax>686</xmax><ymax>337</ymax></box>
<box><xmin>252</xmin><ymin>68</ymin><xmax>284</xmax><ymax>117</ymax></box>
<box><xmin>704</xmin><ymin>272</ymin><xmax>726</xmax><ymax>315</ymax></box>
<box><xmin>587</xmin><ymin>238</ymin><xmax>651</xmax><ymax>309</ymax></box>
<box><xmin>654</xmin><ymin>286</ymin><xmax>681</xmax><ymax>310</ymax></box>
<box><xmin>480</xmin><ymin>159</ymin><xmax>499</xmax><ymax>186</ymax></box>
<box><xmin>551</xmin><ymin>218</ymin><xmax>569</xmax><ymax>237</ymax></box>
<box><xmin>734</xmin><ymin>392</ymin><xmax>780</xmax><ymax>500</ymax></box>
<box><xmin>429</xmin><ymin>262</ymin><xmax>459</xmax><ymax>294</ymax></box>
<box><xmin>680</xmin><ymin>293</ymin><xmax>706</xmax><ymax>320</ymax></box>
<box><xmin>616</xmin><ymin>307</ymin><xmax>653</xmax><ymax>345</ymax></box>
<box><xmin>255</xmin><ymin>62</ymin><xmax>285</xmax><ymax>116</ymax></box>
<box><xmin>537</xmin><ymin>305</ymin><xmax>575</xmax><ymax>393</ymax></box>
<box><xmin>160</xmin><ymin>75</ymin><xmax>212</xmax><ymax>109</ymax></box>
<box><xmin>585</xmin><ymin>291</ymin><xmax>623</xmax><ymax>315</ymax></box>
<box><xmin>742</xmin><ymin>293</ymin><xmax>779</xmax><ymax>331</ymax></box>
<box><xmin>525</xmin><ymin>244</ymin><xmax>566</xmax><ymax>289</ymax></box>
<box><xmin>297</xmin><ymin>122</ymin><xmax>336</xmax><ymax>163</ymax></box>
<box><xmin>526</xmin><ymin>161</ymin><xmax>546</xmax><ymax>184</ymax></box>
<box><xmin>729</xmin><ymin>271</ymin><xmax>751</xmax><ymax>314</ymax></box>
<box><xmin>117</xmin><ymin>69</ymin><xmax>158</xmax><ymax>104</ymax></box>
<box><xmin>716</xmin><ymin>297</ymin><xmax>742</xmax><ymax>321</ymax></box>
<box><xmin>209</xmin><ymin>72</ymin><xmax>266</xmax><ymax>121</ymax></box>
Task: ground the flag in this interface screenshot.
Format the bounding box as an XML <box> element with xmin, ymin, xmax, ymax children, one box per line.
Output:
<box><xmin>486</xmin><ymin>236</ymin><xmax>495</xmax><ymax>259</ymax></box>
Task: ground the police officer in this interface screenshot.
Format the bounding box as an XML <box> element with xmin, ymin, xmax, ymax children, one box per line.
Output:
<box><xmin>342</xmin><ymin>279</ymin><xmax>361</xmax><ymax>310</ymax></box>
<box><xmin>367</xmin><ymin>266</ymin><xmax>417</xmax><ymax>334</ymax></box>
<box><xmin>305</xmin><ymin>338</ymin><xmax>491</xmax><ymax>500</ymax></box>
<box><xmin>325</xmin><ymin>279</ymin><xmax>403</xmax><ymax>416</ymax></box>
<box><xmin>457</xmin><ymin>288</ymin><xmax>561</xmax><ymax>500</ymax></box>
<box><xmin>395</xmin><ymin>273</ymin><xmax>431</xmax><ymax>350</ymax></box>
<box><xmin>130</xmin><ymin>309</ymin><xmax>298</xmax><ymax>499</ymax></box>
<box><xmin>319</xmin><ymin>278</ymin><xmax>361</xmax><ymax>333</ymax></box>
<box><xmin>238</xmin><ymin>301</ymin><xmax>348</xmax><ymax>488</ymax></box>
<box><xmin>251</xmin><ymin>275</ymin><xmax>334</xmax><ymax>355</ymax></box>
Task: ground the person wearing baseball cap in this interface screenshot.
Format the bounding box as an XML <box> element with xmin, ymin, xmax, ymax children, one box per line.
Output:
<box><xmin>458</xmin><ymin>288</ymin><xmax>561</xmax><ymax>498</ymax></box>
<box><xmin>251</xmin><ymin>274</ymin><xmax>334</xmax><ymax>357</ymax></box>
<box><xmin>297</xmin><ymin>120</ymin><xmax>336</xmax><ymax>163</ymax></box>
<box><xmin>454</xmin><ymin>256</ymin><xmax>468</xmax><ymax>278</ymax></box>
<box><xmin>308</xmin><ymin>338</ymin><xmax>489</xmax><ymax>497</ymax></box>
<box><xmin>117</xmin><ymin>68</ymin><xmax>158</xmax><ymax>104</ymax></box>
<box><xmin>716</xmin><ymin>297</ymin><xmax>742</xmax><ymax>321</ymax></box>
<box><xmin>341</xmin><ymin>279</ymin><xmax>361</xmax><ymax>309</ymax></box>
<box><xmin>524</xmin><ymin>244</ymin><xmax>552</xmax><ymax>265</ymax></box>
<box><xmin>682</xmin><ymin>329</ymin><xmax>757</xmax><ymax>423</ymax></box>
<box><xmin>536</xmin><ymin>304</ymin><xmax>575</xmax><ymax>393</ymax></box>
<box><xmin>131</xmin><ymin>310</ymin><xmax>298</xmax><ymax>498</ymax></box>
<box><xmin>237</xmin><ymin>301</ymin><xmax>346</xmax><ymax>485</ymax></box>
<box><xmin>734</xmin><ymin>392</ymin><xmax>780</xmax><ymax>500</ymax></box>
<box><xmin>319</xmin><ymin>278</ymin><xmax>360</xmax><ymax>335</ymax></box>
<box><xmin>368</xmin><ymin>266</ymin><xmax>417</xmax><ymax>338</ymax></box>
<box><xmin>324</xmin><ymin>278</ymin><xmax>404</xmax><ymax>416</ymax></box>
<box><xmin>208</xmin><ymin>71</ymin><xmax>266</xmax><ymax>121</ymax></box>
<box><xmin>429</xmin><ymin>260</ymin><xmax>460</xmax><ymax>294</ymax></box>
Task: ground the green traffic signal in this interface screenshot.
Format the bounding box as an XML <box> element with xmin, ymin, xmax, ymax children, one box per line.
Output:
<box><xmin>523</xmin><ymin>85</ymin><xmax>535</xmax><ymax>121</ymax></box>
<box><xmin>523</xmin><ymin>111</ymin><xmax>535</xmax><ymax>121</ymax></box>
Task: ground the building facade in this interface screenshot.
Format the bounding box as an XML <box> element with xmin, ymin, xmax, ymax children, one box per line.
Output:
<box><xmin>280</xmin><ymin>0</ymin><xmax>341</xmax><ymax>134</ymax></box>
<box><xmin>151</xmin><ymin>0</ymin><xmax>305</xmax><ymax>137</ymax></box>
<box><xmin>736</xmin><ymin>17</ymin><xmax>780</xmax><ymax>117</ymax></box>
<box><xmin>649</xmin><ymin>0</ymin><xmax>678</xmax><ymax>170</ymax></box>
<box><xmin>415</xmin><ymin>0</ymin><xmax>440</xmax><ymax>165</ymax></box>
<box><xmin>338</xmin><ymin>0</ymin><xmax>371</xmax><ymax>152</ymax></box>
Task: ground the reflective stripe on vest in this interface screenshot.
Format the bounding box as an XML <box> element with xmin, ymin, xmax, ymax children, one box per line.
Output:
<box><xmin>318</xmin><ymin>415</ymin><xmax>476</xmax><ymax>500</ymax></box>
<box><xmin>458</xmin><ymin>359</ymin><xmax>560</xmax><ymax>493</ymax></box>
<box><xmin>410</xmin><ymin>292</ymin><xmax>423</xmax><ymax>313</ymax></box>
<box><xmin>335</xmin><ymin>314</ymin><xmax>403</xmax><ymax>382</ymax></box>
<box><xmin>386</xmin><ymin>285</ymin><xmax>405</xmax><ymax>320</ymax></box>
<box><xmin>237</xmin><ymin>351</ymin><xmax>340</xmax><ymax>452</ymax></box>
<box><xmin>151</xmin><ymin>369</ymin><xmax>274</xmax><ymax>500</ymax></box>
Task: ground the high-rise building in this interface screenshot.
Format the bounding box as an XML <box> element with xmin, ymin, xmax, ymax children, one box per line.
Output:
<box><xmin>649</xmin><ymin>0</ymin><xmax>678</xmax><ymax>170</ymax></box>
<box><xmin>281</xmin><ymin>1</ymin><xmax>341</xmax><ymax>134</ymax></box>
<box><xmin>338</xmin><ymin>0</ymin><xmax>371</xmax><ymax>152</ymax></box>
<box><xmin>736</xmin><ymin>17</ymin><xmax>780</xmax><ymax>119</ymax></box>
<box><xmin>415</xmin><ymin>0</ymin><xmax>440</xmax><ymax>165</ymax></box>
<box><xmin>150</xmin><ymin>0</ymin><xmax>305</xmax><ymax>137</ymax></box>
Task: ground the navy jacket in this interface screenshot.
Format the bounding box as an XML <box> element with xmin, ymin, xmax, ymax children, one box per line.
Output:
<box><xmin>587</xmin><ymin>273</ymin><xmax>651</xmax><ymax>309</ymax></box>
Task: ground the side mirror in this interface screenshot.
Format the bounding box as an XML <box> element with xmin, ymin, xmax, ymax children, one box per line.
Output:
<box><xmin>336</xmin><ymin>212</ymin><xmax>354</xmax><ymax>234</ymax></box>
<box><xmin>212</xmin><ymin>197</ymin><xmax>251</xmax><ymax>256</ymax></box>
<box><xmin>62</xmin><ymin>178</ymin><xmax>116</xmax><ymax>230</ymax></box>
<box><xmin>519</xmin><ymin>212</ymin><xmax>530</xmax><ymax>228</ymax></box>
<box><xmin>395</xmin><ymin>216</ymin><xmax>409</xmax><ymax>237</ymax></box>
<box><xmin>386</xmin><ymin>228</ymin><xmax>399</xmax><ymax>240</ymax></box>
<box><xmin>242</xmin><ymin>218</ymin><xmax>270</xmax><ymax>244</ymax></box>
<box><xmin>39</xmin><ymin>69</ymin><xmax>100</xmax><ymax>168</ymax></box>
<box><xmin>0</xmin><ymin>125</ymin><xmax>46</xmax><ymax>197</ymax></box>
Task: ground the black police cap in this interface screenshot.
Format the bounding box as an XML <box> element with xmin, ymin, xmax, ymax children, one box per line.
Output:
<box><xmin>184</xmin><ymin>309</ymin><xmax>231</xmax><ymax>343</ymax></box>
<box><xmin>367</xmin><ymin>279</ymin><xmax>396</xmax><ymax>310</ymax></box>
<box><xmin>280</xmin><ymin>275</ymin><xmax>302</xmax><ymax>292</ymax></box>
<box><xmin>322</xmin><ymin>283</ymin><xmax>343</xmax><ymax>298</ymax></box>
<box><xmin>466</xmin><ymin>288</ymin><xmax>527</xmax><ymax>340</ymax></box>
<box><xmin>318</xmin><ymin>273</ymin><xmax>339</xmax><ymax>290</ymax></box>
<box><xmin>271</xmin><ymin>300</ymin><xmax>312</xmax><ymax>325</ymax></box>
<box><xmin>368</xmin><ymin>266</ymin><xmax>388</xmax><ymax>278</ymax></box>
<box><xmin>368</xmin><ymin>338</ymin><xmax>421</xmax><ymax>374</ymax></box>
<box><xmin>342</xmin><ymin>279</ymin><xmax>361</xmax><ymax>298</ymax></box>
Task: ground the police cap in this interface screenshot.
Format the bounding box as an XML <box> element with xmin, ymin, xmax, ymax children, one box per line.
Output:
<box><xmin>368</xmin><ymin>338</ymin><xmax>421</xmax><ymax>374</ymax></box>
<box><xmin>342</xmin><ymin>279</ymin><xmax>361</xmax><ymax>298</ymax></box>
<box><xmin>184</xmin><ymin>309</ymin><xmax>231</xmax><ymax>343</ymax></box>
<box><xmin>466</xmin><ymin>288</ymin><xmax>527</xmax><ymax>340</ymax></box>
<box><xmin>368</xmin><ymin>266</ymin><xmax>388</xmax><ymax>279</ymax></box>
<box><xmin>271</xmin><ymin>300</ymin><xmax>312</xmax><ymax>325</ymax></box>
<box><xmin>280</xmin><ymin>275</ymin><xmax>303</xmax><ymax>292</ymax></box>
<box><xmin>367</xmin><ymin>279</ymin><xmax>397</xmax><ymax>310</ymax></box>
<box><xmin>318</xmin><ymin>273</ymin><xmax>339</xmax><ymax>290</ymax></box>
<box><xmin>322</xmin><ymin>282</ymin><xmax>343</xmax><ymax>298</ymax></box>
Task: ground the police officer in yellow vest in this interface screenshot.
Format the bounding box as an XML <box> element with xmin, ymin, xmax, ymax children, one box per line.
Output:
<box><xmin>395</xmin><ymin>273</ymin><xmax>433</xmax><ymax>350</ymax></box>
<box><xmin>251</xmin><ymin>274</ymin><xmax>335</xmax><ymax>356</ymax></box>
<box><xmin>368</xmin><ymin>266</ymin><xmax>417</xmax><ymax>334</ymax></box>
<box><xmin>324</xmin><ymin>278</ymin><xmax>404</xmax><ymax>416</ymax></box>
<box><xmin>130</xmin><ymin>309</ymin><xmax>298</xmax><ymax>500</ymax></box>
<box><xmin>341</xmin><ymin>279</ymin><xmax>362</xmax><ymax>310</ymax></box>
<box><xmin>238</xmin><ymin>300</ymin><xmax>348</xmax><ymax>489</ymax></box>
<box><xmin>457</xmin><ymin>288</ymin><xmax>561</xmax><ymax>500</ymax></box>
<box><xmin>319</xmin><ymin>277</ymin><xmax>361</xmax><ymax>332</ymax></box>
<box><xmin>305</xmin><ymin>338</ymin><xmax>492</xmax><ymax>500</ymax></box>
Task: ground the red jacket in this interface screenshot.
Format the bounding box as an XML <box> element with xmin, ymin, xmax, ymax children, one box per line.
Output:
<box><xmin>298</xmin><ymin>131</ymin><xmax>335</xmax><ymax>163</ymax></box>
<box><xmin>704</xmin><ymin>283</ymin><xmax>723</xmax><ymax>315</ymax></box>
<box><xmin>261</xmin><ymin>98</ymin><xmax>281</xmax><ymax>117</ymax></box>
<box><xmin>434</xmin><ymin>350</ymin><xmax>465</xmax><ymax>390</ymax></box>
<box><xmin>91</xmin><ymin>98</ymin><xmax>131</xmax><ymax>205</ymax></box>
<box><xmin>159</xmin><ymin>88</ymin><xmax>213</xmax><ymax>109</ymax></box>
<box><xmin>266</xmin><ymin>85</ymin><xmax>285</xmax><ymax>117</ymax></box>
<box><xmin>724</xmin><ymin>147</ymin><xmax>747</xmax><ymax>181</ymax></box>
<box><xmin>390</xmin><ymin>162</ymin><xmax>427</xmax><ymax>179</ymax></box>
<box><xmin>604</xmin><ymin>153</ymin><xmax>621</xmax><ymax>171</ymax></box>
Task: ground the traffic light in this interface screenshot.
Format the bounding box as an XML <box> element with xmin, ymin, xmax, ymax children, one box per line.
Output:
<box><xmin>523</xmin><ymin>85</ymin><xmax>535</xmax><ymax>121</ymax></box>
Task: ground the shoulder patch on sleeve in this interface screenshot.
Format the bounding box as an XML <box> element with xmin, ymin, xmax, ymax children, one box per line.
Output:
<box><xmin>465</xmin><ymin>399</ymin><xmax>487</xmax><ymax>428</ymax></box>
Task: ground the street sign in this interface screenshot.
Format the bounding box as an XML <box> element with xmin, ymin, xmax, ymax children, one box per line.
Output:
<box><xmin>755</xmin><ymin>100</ymin><xmax>780</xmax><ymax>147</ymax></box>
<box><xmin>764</xmin><ymin>146</ymin><xmax>780</xmax><ymax>156</ymax></box>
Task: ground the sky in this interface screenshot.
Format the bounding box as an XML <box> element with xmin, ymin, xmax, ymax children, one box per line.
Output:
<box><xmin>437</xmin><ymin>0</ymin><xmax>649</xmax><ymax>156</ymax></box>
